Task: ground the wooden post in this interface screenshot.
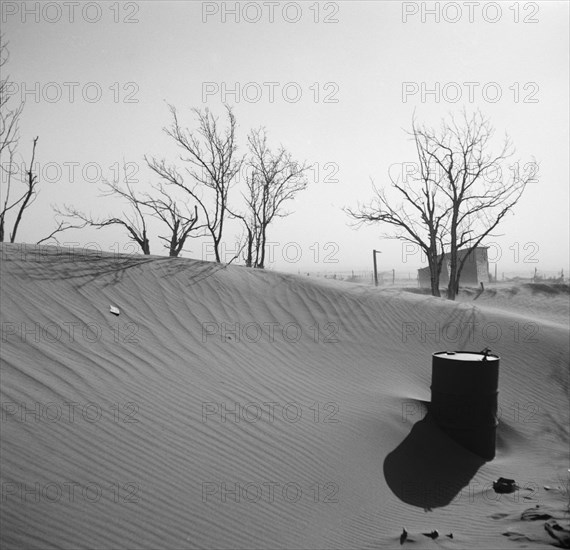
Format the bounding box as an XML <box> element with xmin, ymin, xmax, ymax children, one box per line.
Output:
<box><xmin>373</xmin><ymin>250</ymin><xmax>382</xmax><ymax>286</ymax></box>
<box><xmin>373</xmin><ymin>249</ymin><xmax>379</xmax><ymax>286</ymax></box>
<box><xmin>392</xmin><ymin>268</ymin><xmax>395</xmax><ymax>285</ymax></box>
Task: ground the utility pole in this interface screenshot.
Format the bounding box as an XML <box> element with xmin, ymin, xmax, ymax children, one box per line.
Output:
<box><xmin>372</xmin><ymin>249</ymin><xmax>381</xmax><ymax>286</ymax></box>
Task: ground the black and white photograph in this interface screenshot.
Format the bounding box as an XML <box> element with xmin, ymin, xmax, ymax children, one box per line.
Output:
<box><xmin>0</xmin><ymin>1</ymin><xmax>569</xmax><ymax>548</ymax></box>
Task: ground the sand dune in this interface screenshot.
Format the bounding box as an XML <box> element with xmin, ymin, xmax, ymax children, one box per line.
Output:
<box><xmin>455</xmin><ymin>283</ymin><xmax>570</xmax><ymax>327</ymax></box>
<box><xmin>1</xmin><ymin>243</ymin><xmax>568</xmax><ymax>549</ymax></box>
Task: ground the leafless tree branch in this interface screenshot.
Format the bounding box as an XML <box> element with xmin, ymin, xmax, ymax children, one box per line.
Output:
<box><xmin>146</xmin><ymin>104</ymin><xmax>243</xmax><ymax>262</ymax></box>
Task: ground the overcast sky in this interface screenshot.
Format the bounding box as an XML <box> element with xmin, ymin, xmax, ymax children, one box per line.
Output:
<box><xmin>2</xmin><ymin>1</ymin><xmax>569</xmax><ymax>276</ymax></box>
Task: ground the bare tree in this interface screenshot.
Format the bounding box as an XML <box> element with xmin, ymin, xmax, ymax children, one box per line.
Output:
<box><xmin>36</xmin><ymin>219</ymin><xmax>87</xmax><ymax>245</ymax></box>
<box><xmin>0</xmin><ymin>35</ymin><xmax>23</xmax><ymax>162</ymax></box>
<box><xmin>347</xmin><ymin>110</ymin><xmax>532</xmax><ymax>300</ymax></box>
<box><xmin>345</xmin><ymin>120</ymin><xmax>451</xmax><ymax>297</ymax></box>
<box><xmin>416</xmin><ymin>110</ymin><xmax>533</xmax><ymax>299</ymax></box>
<box><xmin>235</xmin><ymin>127</ymin><xmax>310</xmax><ymax>268</ymax></box>
<box><xmin>57</xmin><ymin>170</ymin><xmax>151</xmax><ymax>255</ymax></box>
<box><xmin>141</xmin><ymin>182</ymin><xmax>200</xmax><ymax>257</ymax></box>
<box><xmin>6</xmin><ymin>136</ymin><xmax>40</xmax><ymax>243</ymax></box>
<box><xmin>146</xmin><ymin>104</ymin><xmax>242</xmax><ymax>263</ymax></box>
<box><xmin>230</xmin><ymin>169</ymin><xmax>260</xmax><ymax>267</ymax></box>
<box><xmin>0</xmin><ymin>37</ymin><xmax>39</xmax><ymax>243</ymax></box>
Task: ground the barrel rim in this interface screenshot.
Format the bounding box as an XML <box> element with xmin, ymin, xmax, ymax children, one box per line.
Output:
<box><xmin>433</xmin><ymin>350</ymin><xmax>500</xmax><ymax>361</ymax></box>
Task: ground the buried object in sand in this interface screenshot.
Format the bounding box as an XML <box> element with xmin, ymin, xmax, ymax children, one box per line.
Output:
<box><xmin>430</xmin><ymin>350</ymin><xmax>499</xmax><ymax>460</ymax></box>
<box><xmin>545</xmin><ymin>519</ymin><xmax>570</xmax><ymax>549</ymax></box>
<box><xmin>493</xmin><ymin>477</ymin><xmax>518</xmax><ymax>494</ymax></box>
<box><xmin>400</xmin><ymin>528</ymin><xmax>451</xmax><ymax>544</ymax></box>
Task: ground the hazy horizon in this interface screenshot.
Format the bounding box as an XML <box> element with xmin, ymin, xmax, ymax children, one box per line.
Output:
<box><xmin>2</xmin><ymin>1</ymin><xmax>568</xmax><ymax>275</ymax></box>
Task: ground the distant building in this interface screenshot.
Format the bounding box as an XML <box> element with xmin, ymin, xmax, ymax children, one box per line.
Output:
<box><xmin>418</xmin><ymin>247</ymin><xmax>489</xmax><ymax>288</ymax></box>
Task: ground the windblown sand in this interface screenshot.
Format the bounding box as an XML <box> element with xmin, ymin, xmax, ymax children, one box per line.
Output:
<box><xmin>1</xmin><ymin>244</ymin><xmax>568</xmax><ymax>549</ymax></box>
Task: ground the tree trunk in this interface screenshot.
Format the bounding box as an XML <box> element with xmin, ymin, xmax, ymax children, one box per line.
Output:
<box><xmin>446</xmin><ymin>209</ymin><xmax>459</xmax><ymax>300</ymax></box>
<box><xmin>447</xmin><ymin>250</ymin><xmax>458</xmax><ymax>300</ymax></box>
<box><xmin>429</xmin><ymin>263</ymin><xmax>440</xmax><ymax>297</ymax></box>
<box><xmin>213</xmin><ymin>235</ymin><xmax>221</xmax><ymax>262</ymax></box>
<box><xmin>427</xmin><ymin>236</ymin><xmax>441</xmax><ymax>297</ymax></box>
<box><xmin>257</xmin><ymin>223</ymin><xmax>267</xmax><ymax>268</ymax></box>
<box><xmin>245</xmin><ymin>226</ymin><xmax>253</xmax><ymax>267</ymax></box>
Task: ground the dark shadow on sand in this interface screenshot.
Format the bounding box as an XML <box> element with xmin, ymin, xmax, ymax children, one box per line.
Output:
<box><xmin>1</xmin><ymin>243</ymin><xmax>228</xmax><ymax>289</ymax></box>
<box><xmin>383</xmin><ymin>412</ymin><xmax>486</xmax><ymax>510</ymax></box>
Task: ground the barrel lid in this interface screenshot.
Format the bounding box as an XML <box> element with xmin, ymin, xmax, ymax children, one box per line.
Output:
<box><xmin>434</xmin><ymin>351</ymin><xmax>499</xmax><ymax>361</ymax></box>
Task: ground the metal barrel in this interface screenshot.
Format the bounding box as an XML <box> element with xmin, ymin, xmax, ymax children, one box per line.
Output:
<box><xmin>431</xmin><ymin>351</ymin><xmax>499</xmax><ymax>460</ymax></box>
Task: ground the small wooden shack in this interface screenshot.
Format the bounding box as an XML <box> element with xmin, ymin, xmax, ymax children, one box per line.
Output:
<box><xmin>418</xmin><ymin>247</ymin><xmax>489</xmax><ymax>288</ymax></box>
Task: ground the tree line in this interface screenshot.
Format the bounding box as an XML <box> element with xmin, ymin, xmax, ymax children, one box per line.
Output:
<box><xmin>0</xmin><ymin>38</ymin><xmax>311</xmax><ymax>267</ymax></box>
<box><xmin>2</xmin><ymin>36</ymin><xmax>533</xmax><ymax>299</ymax></box>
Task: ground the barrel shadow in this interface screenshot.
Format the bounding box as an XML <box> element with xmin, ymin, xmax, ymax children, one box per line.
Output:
<box><xmin>383</xmin><ymin>412</ymin><xmax>486</xmax><ymax>510</ymax></box>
